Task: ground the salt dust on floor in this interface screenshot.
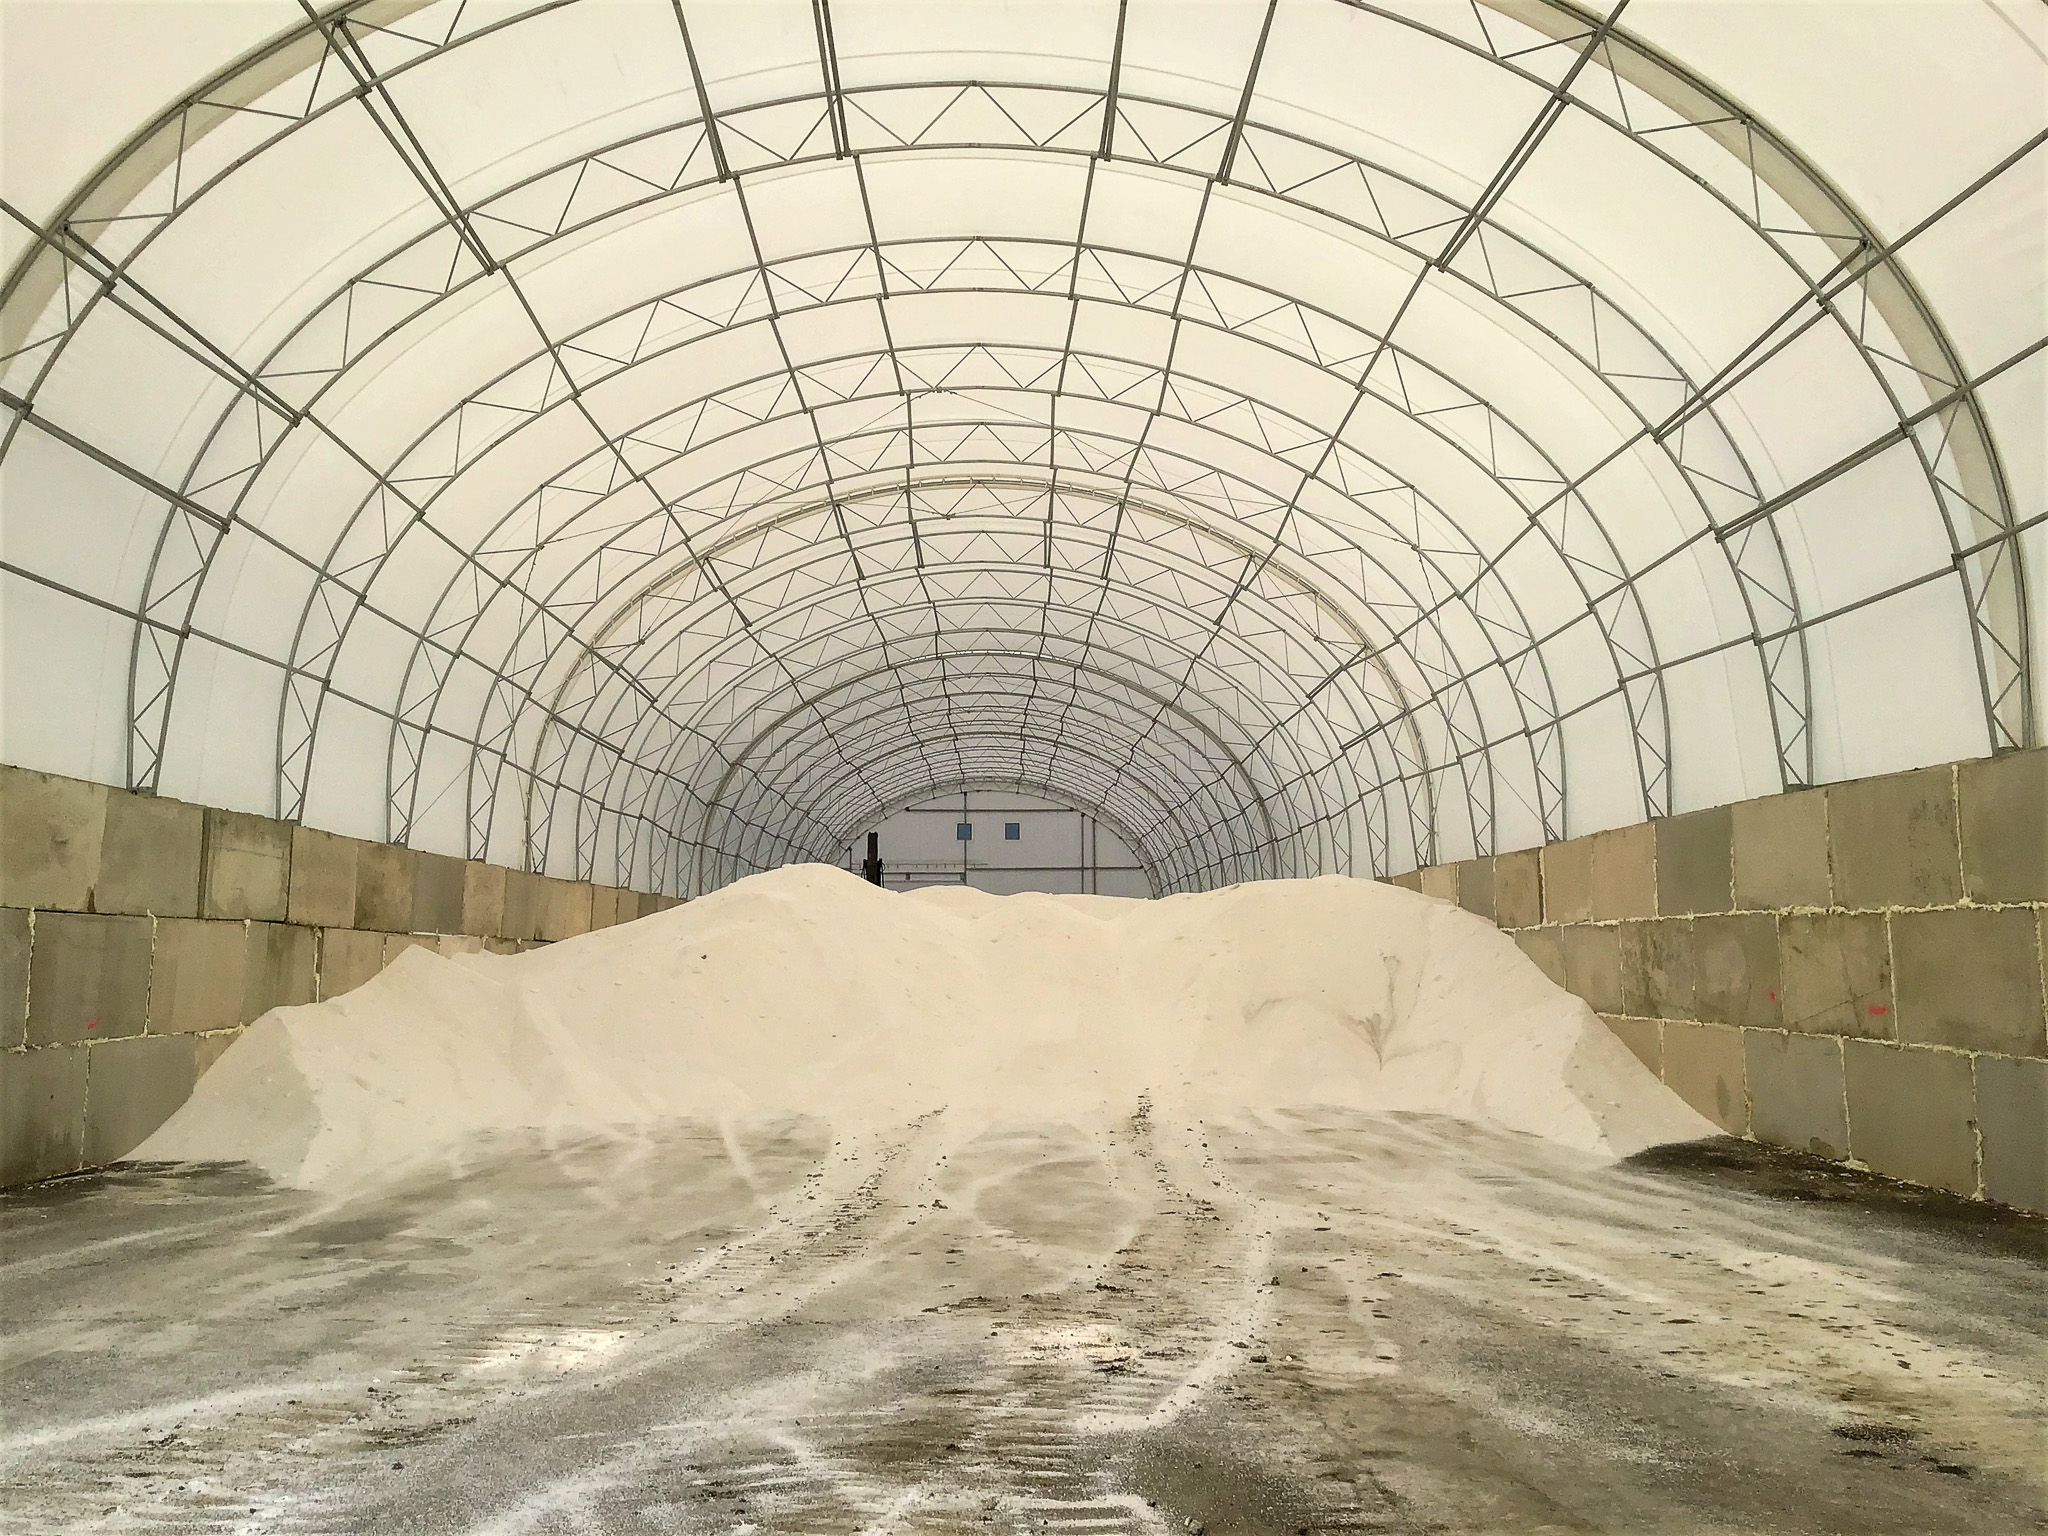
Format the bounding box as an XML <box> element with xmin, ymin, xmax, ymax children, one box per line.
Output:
<box><xmin>1</xmin><ymin>869</ymin><xmax>2042</xmax><ymax>1533</ymax></box>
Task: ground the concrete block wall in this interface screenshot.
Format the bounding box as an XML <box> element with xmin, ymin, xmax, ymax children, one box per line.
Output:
<box><xmin>0</xmin><ymin>765</ymin><xmax>682</xmax><ymax>1189</ymax></box>
<box><xmin>1390</xmin><ymin>747</ymin><xmax>2047</xmax><ymax>1213</ymax></box>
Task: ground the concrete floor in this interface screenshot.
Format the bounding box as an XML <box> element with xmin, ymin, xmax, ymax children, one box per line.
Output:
<box><xmin>1</xmin><ymin>1108</ymin><xmax>2042</xmax><ymax>1534</ymax></box>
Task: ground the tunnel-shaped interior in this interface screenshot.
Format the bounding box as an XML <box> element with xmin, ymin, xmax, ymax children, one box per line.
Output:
<box><xmin>2</xmin><ymin>0</ymin><xmax>2039</xmax><ymax>897</ymax></box>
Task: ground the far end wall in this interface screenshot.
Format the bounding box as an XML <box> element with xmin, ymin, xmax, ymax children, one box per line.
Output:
<box><xmin>847</xmin><ymin>791</ymin><xmax>1152</xmax><ymax>897</ymax></box>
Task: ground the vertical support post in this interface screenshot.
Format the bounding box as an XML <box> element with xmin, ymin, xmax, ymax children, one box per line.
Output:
<box><xmin>862</xmin><ymin>829</ymin><xmax>883</xmax><ymax>886</ymax></box>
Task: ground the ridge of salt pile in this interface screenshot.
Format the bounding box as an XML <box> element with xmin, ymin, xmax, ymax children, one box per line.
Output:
<box><xmin>135</xmin><ymin>866</ymin><xmax>1713</xmax><ymax>1186</ymax></box>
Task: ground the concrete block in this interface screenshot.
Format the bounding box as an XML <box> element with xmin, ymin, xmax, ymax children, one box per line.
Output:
<box><xmin>1541</xmin><ymin>836</ymin><xmax>1595</xmax><ymax>924</ymax></box>
<box><xmin>1829</xmin><ymin>765</ymin><xmax>1960</xmax><ymax>910</ymax></box>
<box><xmin>146</xmin><ymin>918</ymin><xmax>248</xmax><ymax>1035</ymax></box>
<box><xmin>83</xmin><ymin>1032</ymin><xmax>198</xmax><ymax>1166</ymax></box>
<box><xmin>1514</xmin><ymin>927</ymin><xmax>1568</xmax><ymax>990</ymax></box>
<box><xmin>242</xmin><ymin>923</ymin><xmax>317</xmax><ymax>1023</ymax></box>
<box><xmin>1493</xmin><ymin>849</ymin><xmax>1541</xmax><ymax>929</ymax></box>
<box><xmin>590</xmin><ymin>885</ymin><xmax>620</xmax><ymax>930</ymax></box>
<box><xmin>1661</xmin><ymin>1020</ymin><xmax>1746</xmax><ymax>1134</ymax></box>
<box><xmin>200</xmin><ymin>809</ymin><xmax>290</xmax><ymax>922</ymax></box>
<box><xmin>483</xmin><ymin>937</ymin><xmax>522</xmax><ymax>956</ymax></box>
<box><xmin>353</xmin><ymin>841</ymin><xmax>417</xmax><ymax>933</ymax></box>
<box><xmin>1558</xmin><ymin>924</ymin><xmax>1623</xmax><ymax>1014</ymax></box>
<box><xmin>1455</xmin><ymin>858</ymin><xmax>1494</xmax><ymax>922</ymax></box>
<box><xmin>383</xmin><ymin>933</ymin><xmax>436</xmax><ymax>967</ymax></box>
<box><xmin>1590</xmin><ymin>823</ymin><xmax>1657</xmax><ymax>921</ymax></box>
<box><xmin>1779</xmin><ymin>912</ymin><xmax>1893</xmax><ymax>1039</ymax></box>
<box><xmin>1891</xmin><ymin>907</ymin><xmax>2046</xmax><ymax>1057</ymax></box>
<box><xmin>1655</xmin><ymin>806</ymin><xmax>1731</xmax><ymax>916</ymax></box>
<box><xmin>1731</xmin><ymin>786</ymin><xmax>1829</xmax><ymax>911</ymax></box>
<box><xmin>26</xmin><ymin>912</ymin><xmax>152</xmax><ymax>1046</ymax></box>
<box><xmin>1744</xmin><ymin>1030</ymin><xmax>1847</xmax><ymax>1160</ymax></box>
<box><xmin>1419</xmin><ymin>865</ymin><xmax>1457</xmax><ymax>904</ymax></box>
<box><xmin>541</xmin><ymin>880</ymin><xmax>594</xmax><ymax>942</ymax></box>
<box><xmin>0</xmin><ymin>908</ymin><xmax>27</xmax><ymax>1050</ymax></box>
<box><xmin>318</xmin><ymin>928</ymin><xmax>386</xmax><ymax>999</ymax></box>
<box><xmin>1959</xmin><ymin>747</ymin><xmax>2047</xmax><ymax>905</ymax></box>
<box><xmin>461</xmin><ymin>861</ymin><xmax>506</xmax><ymax>937</ymax></box>
<box><xmin>501</xmin><ymin>870</ymin><xmax>544</xmax><ymax>941</ymax></box>
<box><xmin>1974</xmin><ymin>1054</ymin><xmax>2046</xmax><ymax>1213</ymax></box>
<box><xmin>1388</xmin><ymin>869</ymin><xmax>1423</xmax><ymax>894</ymax></box>
<box><xmin>434</xmin><ymin>933</ymin><xmax>484</xmax><ymax>958</ymax></box>
<box><xmin>97</xmin><ymin>792</ymin><xmax>203</xmax><ymax>917</ymax></box>
<box><xmin>1620</xmin><ymin>919</ymin><xmax>1693</xmax><ymax>1020</ymax></box>
<box><xmin>1600</xmin><ymin>1014</ymin><xmax>1661</xmax><ymax>1076</ymax></box>
<box><xmin>1691</xmin><ymin>913</ymin><xmax>1782</xmax><ymax>1029</ymax></box>
<box><xmin>1</xmin><ymin>1044</ymin><xmax>88</xmax><ymax>1185</ymax></box>
<box><xmin>287</xmin><ymin>826</ymin><xmax>358</xmax><ymax>929</ymax></box>
<box><xmin>0</xmin><ymin>765</ymin><xmax>105</xmax><ymax>911</ymax></box>
<box><xmin>1843</xmin><ymin>1041</ymin><xmax>1975</xmax><ymax>1197</ymax></box>
<box><xmin>412</xmin><ymin>852</ymin><xmax>466</xmax><ymax>935</ymax></box>
<box><xmin>195</xmin><ymin>1029</ymin><xmax>241</xmax><ymax>1081</ymax></box>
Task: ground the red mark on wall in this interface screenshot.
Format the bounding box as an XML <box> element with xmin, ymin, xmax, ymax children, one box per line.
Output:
<box><xmin>1867</xmin><ymin>1004</ymin><xmax>1889</xmax><ymax>1016</ymax></box>
<box><xmin>85</xmin><ymin>1018</ymin><xmax>97</xmax><ymax>1031</ymax></box>
<box><xmin>1767</xmin><ymin>990</ymin><xmax>1777</xmax><ymax>1001</ymax></box>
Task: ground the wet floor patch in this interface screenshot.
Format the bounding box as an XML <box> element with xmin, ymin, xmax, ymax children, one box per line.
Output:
<box><xmin>2</xmin><ymin>1110</ymin><xmax>2042</xmax><ymax>1533</ymax></box>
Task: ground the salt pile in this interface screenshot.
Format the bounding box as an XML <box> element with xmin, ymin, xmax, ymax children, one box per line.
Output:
<box><xmin>136</xmin><ymin>866</ymin><xmax>1713</xmax><ymax>1186</ymax></box>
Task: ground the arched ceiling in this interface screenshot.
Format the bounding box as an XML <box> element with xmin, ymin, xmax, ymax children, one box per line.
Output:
<box><xmin>1</xmin><ymin>0</ymin><xmax>2041</xmax><ymax>896</ymax></box>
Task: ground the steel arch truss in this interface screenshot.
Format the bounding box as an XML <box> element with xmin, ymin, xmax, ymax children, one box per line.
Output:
<box><xmin>1</xmin><ymin>0</ymin><xmax>2034</xmax><ymax>898</ymax></box>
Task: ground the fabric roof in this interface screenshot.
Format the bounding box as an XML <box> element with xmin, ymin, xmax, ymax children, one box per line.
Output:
<box><xmin>2</xmin><ymin>0</ymin><xmax>2041</xmax><ymax>895</ymax></box>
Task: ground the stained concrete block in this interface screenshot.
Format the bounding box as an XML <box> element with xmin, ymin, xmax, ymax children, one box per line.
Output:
<box><xmin>501</xmin><ymin>870</ymin><xmax>544</xmax><ymax>941</ymax></box>
<box><xmin>1691</xmin><ymin>913</ymin><xmax>1782</xmax><ymax>1029</ymax></box>
<box><xmin>412</xmin><ymin>852</ymin><xmax>466</xmax><ymax>935</ymax></box>
<box><xmin>1974</xmin><ymin>1054</ymin><xmax>2046</xmax><ymax>1213</ymax></box>
<box><xmin>1829</xmin><ymin>766</ymin><xmax>1960</xmax><ymax>910</ymax></box>
<box><xmin>1958</xmin><ymin>747</ymin><xmax>2047</xmax><ymax>905</ymax></box>
<box><xmin>97</xmin><ymin>792</ymin><xmax>203</xmax><ymax>917</ymax></box>
<box><xmin>540</xmin><ymin>880</ymin><xmax>594</xmax><ymax>942</ymax></box>
<box><xmin>83</xmin><ymin>1032</ymin><xmax>198</xmax><ymax>1166</ymax></box>
<box><xmin>1620</xmin><ymin>919</ymin><xmax>1694</xmax><ymax>1020</ymax></box>
<box><xmin>1779</xmin><ymin>912</ymin><xmax>1893</xmax><ymax>1039</ymax></box>
<box><xmin>146</xmin><ymin>918</ymin><xmax>248</xmax><ymax>1035</ymax></box>
<box><xmin>1419</xmin><ymin>865</ymin><xmax>1457</xmax><ymax>904</ymax></box>
<box><xmin>1842</xmin><ymin>1041</ymin><xmax>1975</xmax><ymax>1196</ymax></box>
<box><xmin>1731</xmin><ymin>786</ymin><xmax>1830</xmax><ymax>911</ymax></box>
<box><xmin>483</xmin><ymin>937</ymin><xmax>522</xmax><ymax>956</ymax></box>
<box><xmin>0</xmin><ymin>765</ymin><xmax>105</xmax><ymax>911</ymax></box>
<box><xmin>461</xmin><ymin>861</ymin><xmax>506</xmax><ymax>937</ymax></box>
<box><xmin>243</xmin><ymin>922</ymin><xmax>317</xmax><ymax>1023</ymax></box>
<box><xmin>1388</xmin><ymin>869</ymin><xmax>1424</xmax><ymax>894</ymax></box>
<box><xmin>0</xmin><ymin>909</ymin><xmax>27</xmax><ymax>1050</ymax></box>
<box><xmin>590</xmin><ymin>885</ymin><xmax>620</xmax><ymax>930</ymax></box>
<box><xmin>318</xmin><ymin>928</ymin><xmax>385</xmax><ymax>999</ymax></box>
<box><xmin>1744</xmin><ymin>1031</ymin><xmax>1847</xmax><ymax>1160</ymax></box>
<box><xmin>287</xmin><ymin>826</ymin><xmax>358</xmax><ymax>929</ymax></box>
<box><xmin>1542</xmin><ymin>836</ymin><xmax>1595</xmax><ymax>924</ymax></box>
<box><xmin>1661</xmin><ymin>1020</ymin><xmax>1746</xmax><ymax>1134</ymax></box>
<box><xmin>1891</xmin><ymin>907</ymin><xmax>2047</xmax><ymax>1057</ymax></box>
<box><xmin>1558</xmin><ymin>923</ymin><xmax>1623</xmax><ymax>1014</ymax></box>
<box><xmin>1600</xmin><ymin>1014</ymin><xmax>1661</xmax><ymax>1077</ymax></box>
<box><xmin>26</xmin><ymin>912</ymin><xmax>152</xmax><ymax>1046</ymax></box>
<box><xmin>1493</xmin><ymin>849</ymin><xmax>1541</xmax><ymax>929</ymax></box>
<box><xmin>434</xmin><ymin>933</ymin><xmax>485</xmax><ymax>958</ymax></box>
<box><xmin>200</xmin><ymin>809</ymin><xmax>291</xmax><ymax>922</ymax></box>
<box><xmin>1514</xmin><ymin>927</ymin><xmax>1568</xmax><ymax>990</ymax></box>
<box><xmin>353</xmin><ymin>842</ymin><xmax>418</xmax><ymax>933</ymax></box>
<box><xmin>1656</xmin><ymin>806</ymin><xmax>1731</xmax><ymax>916</ymax></box>
<box><xmin>1455</xmin><ymin>859</ymin><xmax>1494</xmax><ymax>922</ymax></box>
<box><xmin>1</xmin><ymin>1044</ymin><xmax>88</xmax><ymax>1185</ymax></box>
<box><xmin>1590</xmin><ymin>823</ymin><xmax>1657</xmax><ymax>922</ymax></box>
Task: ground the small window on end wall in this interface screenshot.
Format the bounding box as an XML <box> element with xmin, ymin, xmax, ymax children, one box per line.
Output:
<box><xmin>956</xmin><ymin>822</ymin><xmax>972</xmax><ymax>841</ymax></box>
<box><xmin>1004</xmin><ymin>822</ymin><xmax>1020</xmax><ymax>840</ymax></box>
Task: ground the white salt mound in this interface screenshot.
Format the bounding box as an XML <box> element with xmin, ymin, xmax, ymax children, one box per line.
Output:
<box><xmin>136</xmin><ymin>866</ymin><xmax>1714</xmax><ymax>1187</ymax></box>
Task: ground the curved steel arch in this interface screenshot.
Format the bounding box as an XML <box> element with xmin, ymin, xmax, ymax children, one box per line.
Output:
<box><xmin>0</xmin><ymin>0</ymin><xmax>2029</xmax><ymax>901</ymax></box>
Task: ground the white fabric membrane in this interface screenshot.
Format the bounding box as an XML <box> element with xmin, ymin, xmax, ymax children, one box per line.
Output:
<box><xmin>1</xmin><ymin>0</ymin><xmax>2041</xmax><ymax>896</ymax></box>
